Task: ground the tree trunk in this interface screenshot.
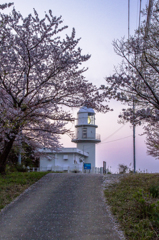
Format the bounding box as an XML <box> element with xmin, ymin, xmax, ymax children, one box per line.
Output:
<box><xmin>0</xmin><ymin>136</ymin><xmax>16</xmax><ymax>174</ymax></box>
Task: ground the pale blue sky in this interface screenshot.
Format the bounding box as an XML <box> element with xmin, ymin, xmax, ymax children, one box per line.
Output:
<box><xmin>3</xmin><ymin>0</ymin><xmax>158</xmax><ymax>173</ymax></box>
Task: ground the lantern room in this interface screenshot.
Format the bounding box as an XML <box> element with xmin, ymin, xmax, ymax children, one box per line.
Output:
<box><xmin>77</xmin><ymin>106</ymin><xmax>95</xmax><ymax>125</ymax></box>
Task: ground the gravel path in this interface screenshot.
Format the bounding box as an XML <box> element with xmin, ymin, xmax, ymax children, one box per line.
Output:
<box><xmin>0</xmin><ymin>173</ymin><xmax>124</xmax><ymax>240</ymax></box>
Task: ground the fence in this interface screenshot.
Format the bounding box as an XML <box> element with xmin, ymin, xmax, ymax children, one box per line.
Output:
<box><xmin>26</xmin><ymin>166</ymin><xmax>104</xmax><ymax>174</ymax></box>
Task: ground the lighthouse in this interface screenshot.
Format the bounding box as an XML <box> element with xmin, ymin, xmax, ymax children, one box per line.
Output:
<box><xmin>39</xmin><ymin>106</ymin><xmax>101</xmax><ymax>172</ymax></box>
<box><xmin>72</xmin><ymin>106</ymin><xmax>101</xmax><ymax>167</ymax></box>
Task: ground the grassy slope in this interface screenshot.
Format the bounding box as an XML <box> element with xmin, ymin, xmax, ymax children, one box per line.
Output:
<box><xmin>104</xmin><ymin>174</ymin><xmax>159</xmax><ymax>240</ymax></box>
<box><xmin>0</xmin><ymin>172</ymin><xmax>48</xmax><ymax>210</ymax></box>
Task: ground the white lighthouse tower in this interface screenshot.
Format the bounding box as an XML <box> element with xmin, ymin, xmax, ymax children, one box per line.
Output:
<box><xmin>72</xmin><ymin>106</ymin><xmax>101</xmax><ymax>167</ymax></box>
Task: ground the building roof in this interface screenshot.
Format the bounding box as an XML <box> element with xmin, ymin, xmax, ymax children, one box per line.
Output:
<box><xmin>38</xmin><ymin>147</ymin><xmax>89</xmax><ymax>157</ymax></box>
<box><xmin>78</xmin><ymin>106</ymin><xmax>95</xmax><ymax>114</ymax></box>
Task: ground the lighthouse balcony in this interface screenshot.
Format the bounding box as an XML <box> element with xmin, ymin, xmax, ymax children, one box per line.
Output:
<box><xmin>72</xmin><ymin>133</ymin><xmax>101</xmax><ymax>143</ymax></box>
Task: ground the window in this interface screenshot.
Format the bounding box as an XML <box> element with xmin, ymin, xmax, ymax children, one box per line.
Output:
<box><xmin>88</xmin><ymin>113</ymin><xmax>95</xmax><ymax>124</ymax></box>
<box><xmin>82</xmin><ymin>128</ymin><xmax>87</xmax><ymax>138</ymax></box>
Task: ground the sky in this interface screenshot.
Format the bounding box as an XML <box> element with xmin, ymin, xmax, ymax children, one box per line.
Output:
<box><xmin>3</xmin><ymin>0</ymin><xmax>159</xmax><ymax>173</ymax></box>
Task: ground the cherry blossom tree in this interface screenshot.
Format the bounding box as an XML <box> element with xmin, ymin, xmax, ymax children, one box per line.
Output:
<box><xmin>105</xmin><ymin>1</ymin><xmax>159</xmax><ymax>124</ymax></box>
<box><xmin>144</xmin><ymin>123</ymin><xmax>159</xmax><ymax>159</ymax></box>
<box><xmin>0</xmin><ymin>2</ymin><xmax>13</xmax><ymax>10</ymax></box>
<box><xmin>103</xmin><ymin>1</ymin><xmax>159</xmax><ymax>159</ymax></box>
<box><xmin>0</xmin><ymin>6</ymin><xmax>109</xmax><ymax>173</ymax></box>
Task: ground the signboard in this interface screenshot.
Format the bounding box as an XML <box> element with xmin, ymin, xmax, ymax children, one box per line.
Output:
<box><xmin>84</xmin><ymin>163</ymin><xmax>91</xmax><ymax>170</ymax></box>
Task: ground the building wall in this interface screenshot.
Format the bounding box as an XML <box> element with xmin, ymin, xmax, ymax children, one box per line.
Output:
<box><xmin>77</xmin><ymin>142</ymin><xmax>96</xmax><ymax>167</ymax></box>
<box><xmin>55</xmin><ymin>153</ymin><xmax>74</xmax><ymax>168</ymax></box>
<box><xmin>76</xmin><ymin>126</ymin><xmax>95</xmax><ymax>139</ymax></box>
<box><xmin>40</xmin><ymin>154</ymin><xmax>55</xmax><ymax>171</ymax></box>
<box><xmin>40</xmin><ymin>152</ymin><xmax>86</xmax><ymax>171</ymax></box>
<box><xmin>78</xmin><ymin>112</ymin><xmax>88</xmax><ymax>124</ymax></box>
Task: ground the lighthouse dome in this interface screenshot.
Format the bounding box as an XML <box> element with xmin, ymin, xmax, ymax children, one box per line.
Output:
<box><xmin>77</xmin><ymin>106</ymin><xmax>95</xmax><ymax>125</ymax></box>
<box><xmin>78</xmin><ymin>106</ymin><xmax>95</xmax><ymax>114</ymax></box>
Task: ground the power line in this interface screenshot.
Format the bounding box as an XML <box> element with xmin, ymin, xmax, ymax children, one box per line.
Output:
<box><xmin>83</xmin><ymin>134</ymin><xmax>133</xmax><ymax>152</ymax></box>
<box><xmin>101</xmin><ymin>124</ymin><xmax>125</xmax><ymax>142</ymax></box>
<box><xmin>100</xmin><ymin>135</ymin><xmax>132</xmax><ymax>144</ymax></box>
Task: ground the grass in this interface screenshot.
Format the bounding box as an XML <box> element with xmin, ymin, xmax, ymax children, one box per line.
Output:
<box><xmin>0</xmin><ymin>172</ymin><xmax>48</xmax><ymax>210</ymax></box>
<box><xmin>104</xmin><ymin>173</ymin><xmax>159</xmax><ymax>240</ymax></box>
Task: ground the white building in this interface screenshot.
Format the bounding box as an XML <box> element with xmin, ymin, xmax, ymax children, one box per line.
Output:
<box><xmin>39</xmin><ymin>106</ymin><xmax>101</xmax><ymax>172</ymax></box>
<box><xmin>72</xmin><ymin>106</ymin><xmax>101</xmax><ymax>167</ymax></box>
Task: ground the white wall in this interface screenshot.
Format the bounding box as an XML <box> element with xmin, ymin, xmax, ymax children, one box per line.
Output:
<box><xmin>55</xmin><ymin>153</ymin><xmax>74</xmax><ymax>168</ymax></box>
<box><xmin>40</xmin><ymin>154</ymin><xmax>55</xmax><ymax>171</ymax></box>
<box><xmin>78</xmin><ymin>112</ymin><xmax>88</xmax><ymax>125</ymax></box>
<box><xmin>77</xmin><ymin>142</ymin><xmax>96</xmax><ymax>167</ymax></box>
<box><xmin>76</xmin><ymin>126</ymin><xmax>96</xmax><ymax>139</ymax></box>
<box><xmin>40</xmin><ymin>152</ymin><xmax>86</xmax><ymax>171</ymax></box>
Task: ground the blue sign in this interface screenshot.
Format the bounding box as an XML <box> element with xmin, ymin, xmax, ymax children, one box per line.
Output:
<box><xmin>84</xmin><ymin>163</ymin><xmax>91</xmax><ymax>170</ymax></box>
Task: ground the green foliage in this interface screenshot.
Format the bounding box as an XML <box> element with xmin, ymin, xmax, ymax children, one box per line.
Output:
<box><xmin>133</xmin><ymin>189</ymin><xmax>159</xmax><ymax>230</ymax></box>
<box><xmin>6</xmin><ymin>140</ymin><xmax>39</xmax><ymax>171</ymax></box>
<box><xmin>5</xmin><ymin>164</ymin><xmax>16</xmax><ymax>173</ymax></box>
<box><xmin>15</xmin><ymin>164</ymin><xmax>27</xmax><ymax>172</ymax></box>
<box><xmin>21</xmin><ymin>141</ymin><xmax>39</xmax><ymax>167</ymax></box>
<box><xmin>5</xmin><ymin>164</ymin><xmax>28</xmax><ymax>173</ymax></box>
<box><xmin>149</xmin><ymin>185</ymin><xmax>159</xmax><ymax>198</ymax></box>
<box><xmin>0</xmin><ymin>172</ymin><xmax>48</xmax><ymax>210</ymax></box>
<box><xmin>104</xmin><ymin>174</ymin><xmax>159</xmax><ymax>239</ymax></box>
<box><xmin>7</xmin><ymin>146</ymin><xmax>19</xmax><ymax>166</ymax></box>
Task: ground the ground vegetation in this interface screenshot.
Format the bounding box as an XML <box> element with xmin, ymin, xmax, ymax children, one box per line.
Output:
<box><xmin>0</xmin><ymin>171</ymin><xmax>48</xmax><ymax>210</ymax></box>
<box><xmin>105</xmin><ymin>173</ymin><xmax>159</xmax><ymax>239</ymax></box>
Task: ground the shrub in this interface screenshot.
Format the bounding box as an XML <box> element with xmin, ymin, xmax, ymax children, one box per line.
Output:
<box><xmin>15</xmin><ymin>164</ymin><xmax>27</xmax><ymax>172</ymax></box>
<box><xmin>149</xmin><ymin>185</ymin><xmax>159</xmax><ymax>198</ymax></box>
<box><xmin>118</xmin><ymin>164</ymin><xmax>128</xmax><ymax>174</ymax></box>
<box><xmin>133</xmin><ymin>189</ymin><xmax>155</xmax><ymax>218</ymax></box>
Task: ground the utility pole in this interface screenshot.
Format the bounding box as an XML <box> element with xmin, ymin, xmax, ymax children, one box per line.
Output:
<box><xmin>18</xmin><ymin>142</ymin><xmax>21</xmax><ymax>165</ymax></box>
<box><xmin>145</xmin><ymin>0</ymin><xmax>154</xmax><ymax>38</ymax></box>
<box><xmin>128</xmin><ymin>0</ymin><xmax>136</xmax><ymax>173</ymax></box>
<box><xmin>128</xmin><ymin>0</ymin><xmax>130</xmax><ymax>43</ymax></box>
<box><xmin>133</xmin><ymin>0</ymin><xmax>153</xmax><ymax>173</ymax></box>
<box><xmin>18</xmin><ymin>73</ymin><xmax>26</xmax><ymax>165</ymax></box>
<box><xmin>138</xmin><ymin>0</ymin><xmax>142</xmax><ymax>38</ymax></box>
<box><xmin>133</xmin><ymin>98</ymin><xmax>136</xmax><ymax>173</ymax></box>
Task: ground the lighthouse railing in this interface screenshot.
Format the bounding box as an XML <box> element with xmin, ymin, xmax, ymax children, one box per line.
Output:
<box><xmin>96</xmin><ymin>133</ymin><xmax>101</xmax><ymax>140</ymax></box>
<box><xmin>72</xmin><ymin>133</ymin><xmax>101</xmax><ymax>141</ymax></box>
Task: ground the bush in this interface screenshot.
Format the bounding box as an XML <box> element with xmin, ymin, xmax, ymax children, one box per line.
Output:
<box><xmin>133</xmin><ymin>189</ymin><xmax>158</xmax><ymax>219</ymax></box>
<box><xmin>118</xmin><ymin>164</ymin><xmax>128</xmax><ymax>174</ymax></box>
<box><xmin>149</xmin><ymin>185</ymin><xmax>159</xmax><ymax>198</ymax></box>
<box><xmin>15</xmin><ymin>164</ymin><xmax>27</xmax><ymax>172</ymax></box>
